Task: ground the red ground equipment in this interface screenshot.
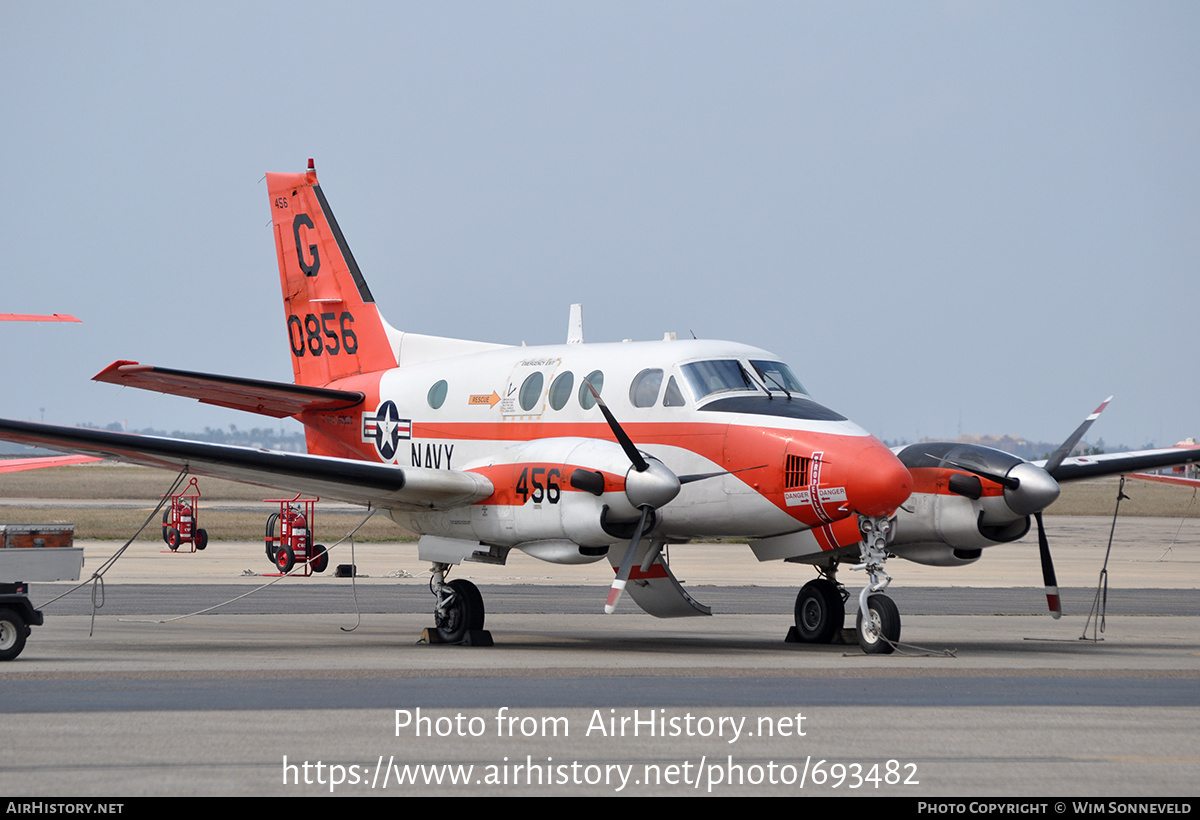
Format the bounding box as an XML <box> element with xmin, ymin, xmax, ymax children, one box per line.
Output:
<box><xmin>161</xmin><ymin>477</ymin><xmax>208</xmax><ymax>552</ymax></box>
<box><xmin>264</xmin><ymin>495</ymin><xmax>327</xmax><ymax>576</ymax></box>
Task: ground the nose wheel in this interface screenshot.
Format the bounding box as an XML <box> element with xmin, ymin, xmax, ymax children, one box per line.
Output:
<box><xmin>856</xmin><ymin>593</ymin><xmax>900</xmax><ymax>654</ymax></box>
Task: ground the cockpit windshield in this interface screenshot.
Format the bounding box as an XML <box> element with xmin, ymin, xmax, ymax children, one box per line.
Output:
<box><xmin>679</xmin><ymin>359</ymin><xmax>809</xmax><ymax>402</ymax></box>
<box><xmin>749</xmin><ymin>360</ymin><xmax>808</xmax><ymax>397</ymax></box>
<box><xmin>679</xmin><ymin>360</ymin><xmax>757</xmax><ymax>401</ymax></box>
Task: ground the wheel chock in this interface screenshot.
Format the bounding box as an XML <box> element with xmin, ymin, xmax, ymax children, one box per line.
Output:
<box><xmin>785</xmin><ymin>626</ymin><xmax>856</xmax><ymax>645</ymax></box>
<box><xmin>419</xmin><ymin>627</ymin><xmax>493</xmax><ymax>647</ymax></box>
<box><xmin>462</xmin><ymin>629</ymin><xmax>493</xmax><ymax>647</ymax></box>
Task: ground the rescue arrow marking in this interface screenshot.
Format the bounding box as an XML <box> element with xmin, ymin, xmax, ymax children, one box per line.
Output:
<box><xmin>469</xmin><ymin>392</ymin><xmax>501</xmax><ymax>407</ymax></box>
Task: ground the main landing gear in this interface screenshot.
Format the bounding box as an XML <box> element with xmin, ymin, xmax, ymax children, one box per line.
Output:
<box><xmin>427</xmin><ymin>563</ymin><xmax>492</xmax><ymax>646</ymax></box>
<box><xmin>790</xmin><ymin>514</ymin><xmax>902</xmax><ymax>655</ymax></box>
<box><xmin>794</xmin><ymin>576</ymin><xmax>845</xmax><ymax>644</ymax></box>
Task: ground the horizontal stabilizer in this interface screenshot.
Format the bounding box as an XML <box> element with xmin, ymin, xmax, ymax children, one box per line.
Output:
<box><xmin>0</xmin><ymin>419</ymin><xmax>493</xmax><ymax>511</ymax></box>
<box><xmin>93</xmin><ymin>361</ymin><xmax>364</xmax><ymax>418</ymax></box>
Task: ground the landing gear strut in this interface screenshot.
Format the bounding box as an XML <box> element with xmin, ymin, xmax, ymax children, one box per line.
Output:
<box><xmin>428</xmin><ymin>563</ymin><xmax>491</xmax><ymax>646</ymax></box>
<box><xmin>851</xmin><ymin>515</ymin><xmax>901</xmax><ymax>654</ymax></box>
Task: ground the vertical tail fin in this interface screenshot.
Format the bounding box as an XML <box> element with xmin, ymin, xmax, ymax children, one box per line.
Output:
<box><xmin>267</xmin><ymin>160</ymin><xmax>396</xmax><ymax>386</ymax></box>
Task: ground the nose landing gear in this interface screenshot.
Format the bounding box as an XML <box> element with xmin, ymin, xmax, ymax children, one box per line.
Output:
<box><xmin>850</xmin><ymin>514</ymin><xmax>900</xmax><ymax>654</ymax></box>
<box><xmin>789</xmin><ymin>514</ymin><xmax>902</xmax><ymax>654</ymax></box>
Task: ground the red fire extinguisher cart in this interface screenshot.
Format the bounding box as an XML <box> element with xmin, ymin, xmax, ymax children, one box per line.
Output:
<box><xmin>161</xmin><ymin>477</ymin><xmax>208</xmax><ymax>552</ymax></box>
<box><xmin>264</xmin><ymin>495</ymin><xmax>327</xmax><ymax>576</ymax></box>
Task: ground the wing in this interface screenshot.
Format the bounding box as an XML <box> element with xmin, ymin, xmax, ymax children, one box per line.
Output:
<box><xmin>92</xmin><ymin>360</ymin><xmax>364</xmax><ymax>418</ymax></box>
<box><xmin>1034</xmin><ymin>447</ymin><xmax>1200</xmax><ymax>481</ymax></box>
<box><xmin>0</xmin><ymin>419</ymin><xmax>492</xmax><ymax>511</ymax></box>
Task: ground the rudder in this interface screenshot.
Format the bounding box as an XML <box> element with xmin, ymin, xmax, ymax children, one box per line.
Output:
<box><xmin>267</xmin><ymin>160</ymin><xmax>396</xmax><ymax>387</ymax></box>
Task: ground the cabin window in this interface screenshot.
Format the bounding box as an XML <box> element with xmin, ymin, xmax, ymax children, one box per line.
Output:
<box><xmin>680</xmin><ymin>360</ymin><xmax>756</xmax><ymax>400</ymax></box>
<box><xmin>519</xmin><ymin>372</ymin><xmax>544</xmax><ymax>412</ymax></box>
<box><xmin>630</xmin><ymin>368</ymin><xmax>664</xmax><ymax>408</ymax></box>
<box><xmin>579</xmin><ymin>370</ymin><xmax>604</xmax><ymax>409</ymax></box>
<box><xmin>548</xmin><ymin>371</ymin><xmax>574</xmax><ymax>411</ymax></box>
<box><xmin>662</xmin><ymin>375</ymin><xmax>686</xmax><ymax>407</ymax></box>
<box><xmin>427</xmin><ymin>380</ymin><xmax>448</xmax><ymax>410</ymax></box>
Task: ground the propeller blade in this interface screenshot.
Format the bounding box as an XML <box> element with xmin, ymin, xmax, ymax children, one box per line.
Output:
<box><xmin>1044</xmin><ymin>396</ymin><xmax>1112</xmax><ymax>477</ymax></box>
<box><xmin>677</xmin><ymin>464</ymin><xmax>767</xmax><ymax>485</ymax></box>
<box><xmin>1035</xmin><ymin>512</ymin><xmax>1062</xmax><ymax>619</ymax></box>
<box><xmin>605</xmin><ymin>506</ymin><xmax>650</xmax><ymax>614</ymax></box>
<box><xmin>585</xmin><ymin>380</ymin><xmax>648</xmax><ymax>472</ymax></box>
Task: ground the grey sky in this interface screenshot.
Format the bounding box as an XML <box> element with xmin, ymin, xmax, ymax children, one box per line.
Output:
<box><xmin>2</xmin><ymin>2</ymin><xmax>1196</xmax><ymax>450</ymax></box>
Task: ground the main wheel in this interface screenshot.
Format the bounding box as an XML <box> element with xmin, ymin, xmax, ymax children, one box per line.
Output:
<box><xmin>794</xmin><ymin>578</ymin><xmax>844</xmax><ymax>644</ymax></box>
<box><xmin>856</xmin><ymin>594</ymin><xmax>901</xmax><ymax>655</ymax></box>
<box><xmin>166</xmin><ymin>528</ymin><xmax>181</xmax><ymax>551</ymax></box>
<box><xmin>0</xmin><ymin>608</ymin><xmax>28</xmax><ymax>661</ymax></box>
<box><xmin>311</xmin><ymin>544</ymin><xmax>328</xmax><ymax>573</ymax></box>
<box><xmin>275</xmin><ymin>544</ymin><xmax>296</xmax><ymax>573</ymax></box>
<box><xmin>195</xmin><ymin>529</ymin><xmax>208</xmax><ymax>551</ymax></box>
<box><xmin>435</xmin><ymin>579</ymin><xmax>485</xmax><ymax>644</ymax></box>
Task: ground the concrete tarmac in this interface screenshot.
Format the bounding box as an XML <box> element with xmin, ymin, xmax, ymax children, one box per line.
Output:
<box><xmin>2</xmin><ymin>516</ymin><xmax>1198</xmax><ymax>797</ymax></box>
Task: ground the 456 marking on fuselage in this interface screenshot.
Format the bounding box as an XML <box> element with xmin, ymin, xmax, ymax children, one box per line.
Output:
<box><xmin>516</xmin><ymin>467</ymin><xmax>562</xmax><ymax>504</ymax></box>
<box><xmin>287</xmin><ymin>311</ymin><xmax>359</xmax><ymax>358</ymax></box>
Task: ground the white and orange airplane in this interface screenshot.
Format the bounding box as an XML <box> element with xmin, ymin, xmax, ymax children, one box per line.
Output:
<box><xmin>1</xmin><ymin>161</ymin><xmax>1197</xmax><ymax>653</ymax></box>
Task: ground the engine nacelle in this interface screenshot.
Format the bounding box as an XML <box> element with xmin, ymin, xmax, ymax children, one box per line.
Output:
<box><xmin>892</xmin><ymin>442</ymin><xmax>1051</xmax><ymax>557</ymax></box>
<box><xmin>396</xmin><ymin>437</ymin><xmax>649</xmax><ymax>550</ymax></box>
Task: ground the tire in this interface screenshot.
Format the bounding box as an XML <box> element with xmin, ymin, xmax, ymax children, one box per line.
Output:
<box><xmin>794</xmin><ymin>579</ymin><xmax>844</xmax><ymax>644</ymax></box>
<box><xmin>264</xmin><ymin>513</ymin><xmax>279</xmax><ymax>559</ymax></box>
<box><xmin>311</xmin><ymin>544</ymin><xmax>328</xmax><ymax>573</ymax></box>
<box><xmin>166</xmin><ymin>528</ymin><xmax>181</xmax><ymax>551</ymax></box>
<box><xmin>195</xmin><ymin>529</ymin><xmax>208</xmax><ymax>551</ymax></box>
<box><xmin>435</xmin><ymin>579</ymin><xmax>485</xmax><ymax>644</ymax></box>
<box><xmin>0</xmin><ymin>608</ymin><xmax>28</xmax><ymax>661</ymax></box>
<box><xmin>161</xmin><ymin>509</ymin><xmax>171</xmax><ymax>544</ymax></box>
<box><xmin>856</xmin><ymin>594</ymin><xmax>901</xmax><ymax>655</ymax></box>
<box><xmin>275</xmin><ymin>544</ymin><xmax>296</xmax><ymax>573</ymax></box>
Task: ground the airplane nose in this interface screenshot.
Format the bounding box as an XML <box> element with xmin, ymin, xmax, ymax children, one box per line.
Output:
<box><xmin>846</xmin><ymin>441</ymin><xmax>912</xmax><ymax>517</ymax></box>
